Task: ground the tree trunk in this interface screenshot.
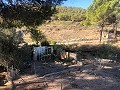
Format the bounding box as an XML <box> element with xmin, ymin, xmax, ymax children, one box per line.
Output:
<box><xmin>100</xmin><ymin>30</ymin><xmax>103</xmax><ymax>43</ymax></box>
<box><xmin>114</xmin><ymin>23</ymin><xmax>117</xmax><ymax>40</ymax></box>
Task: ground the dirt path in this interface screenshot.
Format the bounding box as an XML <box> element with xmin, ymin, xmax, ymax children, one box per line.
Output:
<box><xmin>41</xmin><ymin>64</ymin><xmax>120</xmax><ymax>90</ymax></box>
<box><xmin>1</xmin><ymin>62</ymin><xmax>120</xmax><ymax>90</ymax></box>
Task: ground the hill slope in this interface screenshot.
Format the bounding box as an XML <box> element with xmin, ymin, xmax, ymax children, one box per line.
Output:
<box><xmin>39</xmin><ymin>21</ymin><xmax>100</xmax><ymax>43</ymax></box>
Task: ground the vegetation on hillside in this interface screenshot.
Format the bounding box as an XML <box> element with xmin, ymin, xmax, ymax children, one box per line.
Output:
<box><xmin>49</xmin><ymin>0</ymin><xmax>120</xmax><ymax>27</ymax></box>
<box><xmin>51</xmin><ymin>6</ymin><xmax>86</xmax><ymax>22</ymax></box>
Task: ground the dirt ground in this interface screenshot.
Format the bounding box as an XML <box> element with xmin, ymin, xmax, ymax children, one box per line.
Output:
<box><xmin>1</xmin><ymin>61</ymin><xmax>120</xmax><ymax>90</ymax></box>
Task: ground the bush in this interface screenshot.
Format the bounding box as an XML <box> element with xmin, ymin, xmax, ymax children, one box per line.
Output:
<box><xmin>0</xmin><ymin>28</ymin><xmax>32</xmax><ymax>70</ymax></box>
<box><xmin>78</xmin><ymin>44</ymin><xmax>120</xmax><ymax>61</ymax></box>
<box><xmin>41</xmin><ymin>40</ymin><xmax>50</xmax><ymax>46</ymax></box>
<box><xmin>83</xmin><ymin>20</ymin><xmax>91</xmax><ymax>26</ymax></box>
<box><xmin>50</xmin><ymin>40</ymin><xmax>56</xmax><ymax>45</ymax></box>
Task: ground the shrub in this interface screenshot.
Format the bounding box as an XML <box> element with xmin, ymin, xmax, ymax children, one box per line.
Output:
<box><xmin>0</xmin><ymin>28</ymin><xmax>32</xmax><ymax>70</ymax></box>
<box><xmin>83</xmin><ymin>20</ymin><xmax>91</xmax><ymax>26</ymax></box>
<box><xmin>41</xmin><ymin>40</ymin><xmax>50</xmax><ymax>46</ymax></box>
<box><xmin>78</xmin><ymin>44</ymin><xmax>120</xmax><ymax>61</ymax></box>
<box><xmin>50</xmin><ymin>40</ymin><xmax>57</xmax><ymax>45</ymax></box>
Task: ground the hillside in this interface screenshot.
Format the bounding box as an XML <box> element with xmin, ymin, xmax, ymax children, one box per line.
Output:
<box><xmin>22</xmin><ymin>21</ymin><xmax>99</xmax><ymax>44</ymax></box>
<box><xmin>51</xmin><ymin>6</ymin><xmax>86</xmax><ymax>21</ymax></box>
<box><xmin>22</xmin><ymin>4</ymin><xmax>120</xmax><ymax>45</ymax></box>
<box><xmin>39</xmin><ymin>21</ymin><xmax>100</xmax><ymax>42</ymax></box>
<box><xmin>22</xmin><ymin>20</ymin><xmax>120</xmax><ymax>46</ymax></box>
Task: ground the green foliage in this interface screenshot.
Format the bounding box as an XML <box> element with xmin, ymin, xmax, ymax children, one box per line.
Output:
<box><xmin>41</xmin><ymin>40</ymin><xmax>50</xmax><ymax>46</ymax></box>
<box><xmin>85</xmin><ymin>0</ymin><xmax>120</xmax><ymax>25</ymax></box>
<box><xmin>30</xmin><ymin>28</ymin><xmax>46</xmax><ymax>45</ymax></box>
<box><xmin>50</xmin><ymin>40</ymin><xmax>57</xmax><ymax>45</ymax></box>
<box><xmin>0</xmin><ymin>28</ymin><xmax>31</xmax><ymax>69</ymax></box>
<box><xmin>78</xmin><ymin>44</ymin><xmax>120</xmax><ymax>61</ymax></box>
<box><xmin>0</xmin><ymin>0</ymin><xmax>66</xmax><ymax>28</ymax></box>
<box><xmin>1</xmin><ymin>4</ymin><xmax>54</xmax><ymax>28</ymax></box>
<box><xmin>0</xmin><ymin>0</ymin><xmax>66</xmax><ymax>70</ymax></box>
<box><xmin>51</xmin><ymin>6</ymin><xmax>86</xmax><ymax>22</ymax></box>
<box><xmin>83</xmin><ymin>20</ymin><xmax>91</xmax><ymax>26</ymax></box>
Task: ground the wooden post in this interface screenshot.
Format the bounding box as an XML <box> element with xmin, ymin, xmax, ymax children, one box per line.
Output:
<box><xmin>100</xmin><ymin>27</ymin><xmax>104</xmax><ymax>43</ymax></box>
<box><xmin>61</xmin><ymin>82</ymin><xmax>63</xmax><ymax>90</ymax></box>
<box><xmin>99</xmin><ymin>22</ymin><xmax>104</xmax><ymax>43</ymax></box>
<box><xmin>107</xmin><ymin>30</ymin><xmax>109</xmax><ymax>43</ymax></box>
<box><xmin>114</xmin><ymin>22</ymin><xmax>117</xmax><ymax>40</ymax></box>
<box><xmin>11</xmin><ymin>66</ymin><xmax>15</xmax><ymax>90</ymax></box>
<box><xmin>34</xmin><ymin>62</ymin><xmax>37</xmax><ymax>76</ymax></box>
<box><xmin>33</xmin><ymin>47</ymin><xmax>37</xmax><ymax>75</ymax></box>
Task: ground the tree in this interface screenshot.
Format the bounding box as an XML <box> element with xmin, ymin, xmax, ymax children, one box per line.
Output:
<box><xmin>52</xmin><ymin>6</ymin><xmax>86</xmax><ymax>21</ymax></box>
<box><xmin>30</xmin><ymin>28</ymin><xmax>46</xmax><ymax>45</ymax></box>
<box><xmin>0</xmin><ymin>28</ymin><xmax>29</xmax><ymax>68</ymax></box>
<box><xmin>107</xmin><ymin>14</ymin><xmax>118</xmax><ymax>39</ymax></box>
<box><xmin>0</xmin><ymin>0</ymin><xmax>66</xmax><ymax>28</ymax></box>
<box><xmin>85</xmin><ymin>0</ymin><xmax>120</xmax><ymax>25</ymax></box>
<box><xmin>0</xmin><ymin>0</ymin><xmax>66</xmax><ymax>68</ymax></box>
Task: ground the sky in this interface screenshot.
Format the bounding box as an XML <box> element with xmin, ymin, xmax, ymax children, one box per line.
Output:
<box><xmin>62</xmin><ymin>0</ymin><xmax>93</xmax><ymax>9</ymax></box>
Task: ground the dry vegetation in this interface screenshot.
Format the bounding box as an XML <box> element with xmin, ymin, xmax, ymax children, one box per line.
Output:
<box><xmin>23</xmin><ymin>21</ymin><xmax>120</xmax><ymax>46</ymax></box>
<box><xmin>39</xmin><ymin>21</ymin><xmax>100</xmax><ymax>42</ymax></box>
<box><xmin>23</xmin><ymin>21</ymin><xmax>100</xmax><ymax>44</ymax></box>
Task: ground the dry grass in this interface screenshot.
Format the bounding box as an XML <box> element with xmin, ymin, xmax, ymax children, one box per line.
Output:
<box><xmin>22</xmin><ymin>21</ymin><xmax>120</xmax><ymax>47</ymax></box>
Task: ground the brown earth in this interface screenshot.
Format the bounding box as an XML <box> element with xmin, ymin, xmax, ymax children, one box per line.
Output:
<box><xmin>23</xmin><ymin>21</ymin><xmax>120</xmax><ymax>46</ymax></box>
<box><xmin>39</xmin><ymin>21</ymin><xmax>100</xmax><ymax>42</ymax></box>
<box><xmin>1</xmin><ymin>61</ymin><xmax>120</xmax><ymax>90</ymax></box>
<box><xmin>22</xmin><ymin>21</ymin><xmax>100</xmax><ymax>44</ymax></box>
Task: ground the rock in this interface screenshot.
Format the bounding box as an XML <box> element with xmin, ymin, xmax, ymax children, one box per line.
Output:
<box><xmin>77</xmin><ymin>61</ymin><xmax>83</xmax><ymax>66</ymax></box>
